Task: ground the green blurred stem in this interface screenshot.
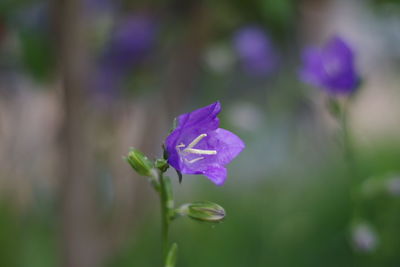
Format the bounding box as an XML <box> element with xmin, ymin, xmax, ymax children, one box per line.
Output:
<box><xmin>340</xmin><ymin>103</ymin><xmax>359</xmax><ymax>184</ymax></box>
<box><xmin>159</xmin><ymin>172</ymin><xmax>170</xmax><ymax>264</ymax></box>
<box><xmin>340</xmin><ymin>102</ymin><xmax>363</xmax><ymax>265</ymax></box>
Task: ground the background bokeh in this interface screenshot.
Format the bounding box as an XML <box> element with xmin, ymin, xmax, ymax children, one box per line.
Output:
<box><xmin>0</xmin><ymin>0</ymin><xmax>400</xmax><ymax>266</ymax></box>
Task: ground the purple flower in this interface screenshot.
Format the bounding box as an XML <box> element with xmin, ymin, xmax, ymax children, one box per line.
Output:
<box><xmin>165</xmin><ymin>102</ymin><xmax>245</xmax><ymax>186</ymax></box>
<box><xmin>300</xmin><ymin>36</ymin><xmax>360</xmax><ymax>95</ymax></box>
<box><xmin>233</xmin><ymin>26</ymin><xmax>279</xmax><ymax>76</ymax></box>
<box><xmin>93</xmin><ymin>14</ymin><xmax>157</xmax><ymax>97</ymax></box>
<box><xmin>102</xmin><ymin>15</ymin><xmax>157</xmax><ymax>68</ymax></box>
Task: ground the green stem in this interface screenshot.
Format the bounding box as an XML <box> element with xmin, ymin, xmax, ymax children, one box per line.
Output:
<box><xmin>159</xmin><ymin>172</ymin><xmax>170</xmax><ymax>263</ymax></box>
<box><xmin>340</xmin><ymin>102</ymin><xmax>363</xmax><ymax>264</ymax></box>
<box><xmin>340</xmin><ymin>105</ymin><xmax>358</xmax><ymax>183</ymax></box>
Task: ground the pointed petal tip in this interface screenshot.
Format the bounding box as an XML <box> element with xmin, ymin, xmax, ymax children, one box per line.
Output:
<box><xmin>210</xmin><ymin>100</ymin><xmax>222</xmax><ymax>114</ymax></box>
<box><xmin>204</xmin><ymin>166</ymin><xmax>227</xmax><ymax>186</ymax></box>
<box><xmin>212</xmin><ymin>128</ymin><xmax>245</xmax><ymax>165</ymax></box>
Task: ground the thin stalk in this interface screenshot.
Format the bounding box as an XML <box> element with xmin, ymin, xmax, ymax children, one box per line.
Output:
<box><xmin>340</xmin><ymin>102</ymin><xmax>360</xmax><ymax>186</ymax></box>
<box><xmin>340</xmin><ymin>102</ymin><xmax>363</xmax><ymax>265</ymax></box>
<box><xmin>159</xmin><ymin>172</ymin><xmax>170</xmax><ymax>263</ymax></box>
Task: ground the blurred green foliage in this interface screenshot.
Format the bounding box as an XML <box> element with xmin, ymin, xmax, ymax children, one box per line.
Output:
<box><xmin>1</xmin><ymin>145</ymin><xmax>399</xmax><ymax>266</ymax></box>
<box><xmin>18</xmin><ymin>29</ymin><xmax>54</xmax><ymax>82</ymax></box>
<box><xmin>0</xmin><ymin>201</ymin><xmax>57</xmax><ymax>267</ymax></box>
<box><xmin>105</xmin><ymin>144</ymin><xmax>400</xmax><ymax>267</ymax></box>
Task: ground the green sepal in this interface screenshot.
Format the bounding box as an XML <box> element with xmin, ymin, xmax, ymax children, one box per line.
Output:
<box><xmin>156</xmin><ymin>158</ymin><xmax>169</xmax><ymax>173</ymax></box>
<box><xmin>162</xmin><ymin>143</ymin><xmax>169</xmax><ymax>160</ymax></box>
<box><xmin>176</xmin><ymin>170</ymin><xmax>183</xmax><ymax>184</ymax></box>
<box><xmin>171</xmin><ymin>118</ymin><xmax>178</xmax><ymax>133</ymax></box>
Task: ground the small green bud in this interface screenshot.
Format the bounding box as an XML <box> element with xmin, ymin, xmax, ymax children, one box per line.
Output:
<box><xmin>165</xmin><ymin>243</ymin><xmax>178</xmax><ymax>267</ymax></box>
<box><xmin>155</xmin><ymin>158</ymin><xmax>169</xmax><ymax>172</ymax></box>
<box><xmin>177</xmin><ymin>201</ymin><xmax>225</xmax><ymax>222</ymax></box>
<box><xmin>125</xmin><ymin>148</ymin><xmax>155</xmax><ymax>177</ymax></box>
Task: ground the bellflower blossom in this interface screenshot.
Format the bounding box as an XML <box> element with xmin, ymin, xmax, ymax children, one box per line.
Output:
<box><xmin>165</xmin><ymin>102</ymin><xmax>245</xmax><ymax>186</ymax></box>
<box><xmin>233</xmin><ymin>26</ymin><xmax>279</xmax><ymax>76</ymax></box>
<box><xmin>300</xmin><ymin>36</ymin><xmax>360</xmax><ymax>95</ymax></box>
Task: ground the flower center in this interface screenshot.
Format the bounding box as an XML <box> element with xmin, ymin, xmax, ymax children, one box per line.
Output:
<box><xmin>176</xmin><ymin>133</ymin><xmax>217</xmax><ymax>164</ymax></box>
<box><xmin>323</xmin><ymin>57</ymin><xmax>342</xmax><ymax>76</ymax></box>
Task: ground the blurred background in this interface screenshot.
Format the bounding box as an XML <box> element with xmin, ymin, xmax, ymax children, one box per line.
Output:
<box><xmin>0</xmin><ymin>0</ymin><xmax>400</xmax><ymax>266</ymax></box>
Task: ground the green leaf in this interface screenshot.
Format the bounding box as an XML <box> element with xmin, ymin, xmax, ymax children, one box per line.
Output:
<box><xmin>165</xmin><ymin>243</ymin><xmax>178</xmax><ymax>267</ymax></box>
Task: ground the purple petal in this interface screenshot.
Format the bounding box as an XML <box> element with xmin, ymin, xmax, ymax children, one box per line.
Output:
<box><xmin>177</xmin><ymin>101</ymin><xmax>221</xmax><ymax>131</ymax></box>
<box><xmin>204</xmin><ymin>165</ymin><xmax>227</xmax><ymax>186</ymax></box>
<box><xmin>300</xmin><ymin>47</ymin><xmax>325</xmax><ymax>88</ymax></box>
<box><xmin>210</xmin><ymin>128</ymin><xmax>245</xmax><ymax>165</ymax></box>
<box><xmin>165</xmin><ymin>128</ymin><xmax>183</xmax><ymax>171</ymax></box>
<box><xmin>325</xmin><ymin>36</ymin><xmax>354</xmax><ymax>66</ymax></box>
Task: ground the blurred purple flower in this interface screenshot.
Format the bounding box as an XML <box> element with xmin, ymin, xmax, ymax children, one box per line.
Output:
<box><xmin>386</xmin><ymin>176</ymin><xmax>400</xmax><ymax>196</ymax></box>
<box><xmin>104</xmin><ymin>15</ymin><xmax>156</xmax><ymax>66</ymax></box>
<box><xmin>233</xmin><ymin>26</ymin><xmax>279</xmax><ymax>76</ymax></box>
<box><xmin>165</xmin><ymin>101</ymin><xmax>245</xmax><ymax>186</ymax></box>
<box><xmin>300</xmin><ymin>36</ymin><xmax>360</xmax><ymax>95</ymax></box>
<box><xmin>94</xmin><ymin>14</ymin><xmax>157</xmax><ymax>97</ymax></box>
<box><xmin>352</xmin><ymin>223</ymin><xmax>378</xmax><ymax>253</ymax></box>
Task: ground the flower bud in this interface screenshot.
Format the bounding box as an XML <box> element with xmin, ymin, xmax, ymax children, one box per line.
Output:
<box><xmin>178</xmin><ymin>201</ymin><xmax>225</xmax><ymax>222</ymax></box>
<box><xmin>125</xmin><ymin>148</ymin><xmax>155</xmax><ymax>177</ymax></box>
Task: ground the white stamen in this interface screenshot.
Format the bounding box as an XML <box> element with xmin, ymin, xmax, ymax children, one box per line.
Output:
<box><xmin>175</xmin><ymin>133</ymin><xmax>217</xmax><ymax>163</ymax></box>
<box><xmin>187</xmin><ymin>134</ymin><xmax>207</xmax><ymax>148</ymax></box>
<box><xmin>183</xmin><ymin>148</ymin><xmax>217</xmax><ymax>155</ymax></box>
<box><xmin>185</xmin><ymin>157</ymin><xmax>205</xmax><ymax>164</ymax></box>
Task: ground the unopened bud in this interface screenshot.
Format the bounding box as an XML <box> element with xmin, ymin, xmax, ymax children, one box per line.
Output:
<box><xmin>125</xmin><ymin>148</ymin><xmax>155</xmax><ymax>177</ymax></box>
<box><xmin>178</xmin><ymin>201</ymin><xmax>225</xmax><ymax>222</ymax></box>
